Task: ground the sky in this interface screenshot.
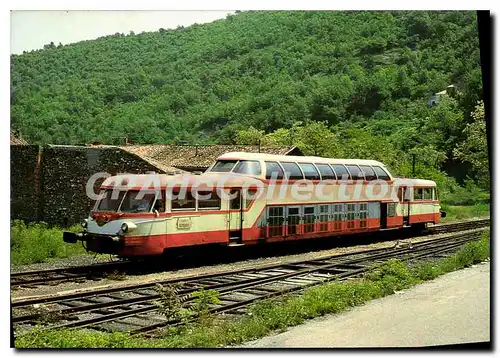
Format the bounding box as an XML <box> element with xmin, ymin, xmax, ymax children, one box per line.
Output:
<box><xmin>10</xmin><ymin>10</ymin><xmax>235</xmax><ymax>54</ymax></box>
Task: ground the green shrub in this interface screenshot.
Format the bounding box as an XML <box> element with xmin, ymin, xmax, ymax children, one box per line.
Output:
<box><xmin>440</xmin><ymin>203</ymin><xmax>490</xmax><ymax>222</ymax></box>
<box><xmin>15</xmin><ymin>328</ymin><xmax>130</xmax><ymax>349</ymax></box>
<box><xmin>441</xmin><ymin>180</ymin><xmax>490</xmax><ymax>206</ymax></box>
<box><xmin>11</xmin><ymin>220</ymin><xmax>87</xmax><ymax>266</ymax></box>
<box><xmin>414</xmin><ymin>261</ymin><xmax>443</xmax><ymax>281</ymax></box>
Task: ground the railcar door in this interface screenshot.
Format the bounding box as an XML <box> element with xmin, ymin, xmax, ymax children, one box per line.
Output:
<box><xmin>228</xmin><ymin>189</ymin><xmax>243</xmax><ymax>245</ymax></box>
<box><xmin>380</xmin><ymin>203</ymin><xmax>388</xmax><ymax>229</ymax></box>
<box><xmin>399</xmin><ymin>187</ymin><xmax>410</xmax><ymax>226</ymax></box>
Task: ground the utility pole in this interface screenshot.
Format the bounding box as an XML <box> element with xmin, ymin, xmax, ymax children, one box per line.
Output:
<box><xmin>412</xmin><ymin>154</ymin><xmax>416</xmax><ymax>176</ymax></box>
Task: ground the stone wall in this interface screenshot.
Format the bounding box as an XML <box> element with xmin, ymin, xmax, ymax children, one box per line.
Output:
<box><xmin>11</xmin><ymin>145</ymin><xmax>164</xmax><ymax>227</ymax></box>
<box><xmin>11</xmin><ymin>145</ymin><xmax>40</xmax><ymax>223</ymax></box>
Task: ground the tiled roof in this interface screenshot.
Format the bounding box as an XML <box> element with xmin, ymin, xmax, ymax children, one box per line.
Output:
<box><xmin>10</xmin><ymin>130</ymin><xmax>28</xmax><ymax>145</ymax></box>
<box><xmin>120</xmin><ymin>145</ymin><xmax>301</xmax><ymax>170</ymax></box>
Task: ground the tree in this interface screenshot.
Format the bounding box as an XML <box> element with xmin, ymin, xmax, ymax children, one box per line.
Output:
<box><xmin>235</xmin><ymin>126</ymin><xmax>264</xmax><ymax>145</ymax></box>
<box><xmin>10</xmin><ymin>10</ymin><xmax>484</xmax><ymax>192</ymax></box>
<box><xmin>453</xmin><ymin>101</ymin><xmax>489</xmax><ymax>189</ymax></box>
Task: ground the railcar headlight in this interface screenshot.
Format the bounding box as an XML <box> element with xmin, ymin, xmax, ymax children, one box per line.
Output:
<box><xmin>120</xmin><ymin>222</ymin><xmax>137</xmax><ymax>233</ymax></box>
<box><xmin>81</xmin><ymin>219</ymin><xmax>88</xmax><ymax>229</ymax></box>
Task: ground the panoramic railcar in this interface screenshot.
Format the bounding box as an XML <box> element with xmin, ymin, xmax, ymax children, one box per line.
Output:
<box><xmin>63</xmin><ymin>152</ymin><xmax>445</xmax><ymax>256</ymax></box>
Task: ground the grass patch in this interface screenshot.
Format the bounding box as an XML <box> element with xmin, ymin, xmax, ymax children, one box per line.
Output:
<box><xmin>440</xmin><ymin>203</ymin><xmax>490</xmax><ymax>222</ymax></box>
<box><xmin>11</xmin><ymin>220</ymin><xmax>87</xmax><ymax>266</ymax></box>
<box><xmin>15</xmin><ymin>229</ymin><xmax>490</xmax><ymax>348</ymax></box>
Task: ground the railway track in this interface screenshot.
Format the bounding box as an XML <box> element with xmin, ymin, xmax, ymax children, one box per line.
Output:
<box><xmin>427</xmin><ymin>218</ymin><xmax>490</xmax><ymax>234</ymax></box>
<box><xmin>10</xmin><ymin>218</ymin><xmax>489</xmax><ymax>289</ymax></box>
<box><xmin>12</xmin><ymin>227</ymin><xmax>487</xmax><ymax>336</ymax></box>
<box><xmin>10</xmin><ymin>260</ymin><xmax>132</xmax><ymax>288</ymax></box>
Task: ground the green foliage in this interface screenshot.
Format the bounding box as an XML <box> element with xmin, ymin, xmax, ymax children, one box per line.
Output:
<box><xmin>11</xmin><ymin>11</ymin><xmax>480</xmax><ymax>145</ymax></box>
<box><xmin>11</xmin><ymin>11</ymin><xmax>487</xmax><ymax>194</ymax></box>
<box><xmin>365</xmin><ymin>259</ymin><xmax>418</xmax><ymax>294</ymax></box>
<box><xmin>11</xmin><ymin>220</ymin><xmax>86</xmax><ymax>266</ymax></box>
<box><xmin>453</xmin><ymin>101</ymin><xmax>489</xmax><ymax>189</ymax></box>
<box><xmin>153</xmin><ymin>284</ymin><xmax>220</xmax><ymax>326</ymax></box>
<box><xmin>415</xmin><ymin>229</ymin><xmax>489</xmax><ymax>278</ymax></box>
<box><xmin>15</xmin><ymin>328</ymin><xmax>130</xmax><ymax>348</ymax></box>
<box><xmin>153</xmin><ymin>283</ymin><xmax>191</xmax><ymax>322</ymax></box>
<box><xmin>441</xmin><ymin>179</ymin><xmax>490</xmax><ymax>206</ymax></box>
<box><xmin>15</xmin><ymin>231</ymin><xmax>490</xmax><ymax>348</ymax></box>
<box><xmin>190</xmin><ymin>288</ymin><xmax>220</xmax><ymax>322</ymax></box>
<box><xmin>439</xmin><ymin>204</ymin><xmax>489</xmax><ymax>222</ymax></box>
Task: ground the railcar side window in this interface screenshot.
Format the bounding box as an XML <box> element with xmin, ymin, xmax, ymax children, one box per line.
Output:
<box><xmin>299</xmin><ymin>163</ymin><xmax>320</xmax><ymax>180</ymax></box>
<box><xmin>372</xmin><ymin>166</ymin><xmax>391</xmax><ymax>180</ymax></box>
<box><xmin>210</xmin><ymin>160</ymin><xmax>238</xmax><ymax>173</ymax></box>
<box><xmin>414</xmin><ymin>188</ymin><xmax>424</xmax><ymax>201</ymax></box>
<box><xmin>433</xmin><ymin>188</ymin><xmax>438</xmax><ymax>200</ymax></box>
<box><xmin>359</xmin><ymin>165</ymin><xmax>377</xmax><ymax>181</ymax></box>
<box><xmin>120</xmin><ymin>191</ymin><xmax>157</xmax><ymax>213</ymax></box>
<box><xmin>388</xmin><ymin>203</ymin><xmax>396</xmax><ymax>217</ymax></box>
<box><xmin>245</xmin><ymin>189</ymin><xmax>258</xmax><ymax>208</ymax></box>
<box><xmin>346</xmin><ymin>165</ymin><xmax>364</xmax><ymax>180</ymax></box>
<box><xmin>97</xmin><ymin>190</ymin><xmax>126</xmax><ymax>211</ymax></box>
<box><xmin>359</xmin><ymin>203</ymin><xmax>368</xmax><ymax>228</ymax></box>
<box><xmin>404</xmin><ymin>188</ymin><xmax>412</xmax><ymax>201</ymax></box>
<box><xmin>265</xmin><ymin>161</ymin><xmax>284</xmax><ymax>180</ymax></box>
<box><xmin>171</xmin><ymin>191</ymin><xmax>196</xmax><ymax>210</ymax></box>
<box><xmin>230</xmin><ymin>189</ymin><xmax>242</xmax><ymax>209</ymax></box>
<box><xmin>232</xmin><ymin>161</ymin><xmax>262</xmax><ymax>175</ymax></box>
<box><xmin>423</xmin><ymin>188</ymin><xmax>432</xmax><ymax>201</ymax></box>
<box><xmin>332</xmin><ymin>165</ymin><xmax>351</xmax><ymax>180</ymax></box>
<box><xmin>316</xmin><ymin>164</ymin><xmax>336</xmax><ymax>180</ymax></box>
<box><xmin>280</xmin><ymin>162</ymin><xmax>304</xmax><ymax>180</ymax></box>
<box><xmin>332</xmin><ymin>204</ymin><xmax>343</xmax><ymax>230</ymax></box>
<box><xmin>153</xmin><ymin>194</ymin><xmax>166</xmax><ymax>213</ymax></box>
<box><xmin>196</xmin><ymin>191</ymin><xmax>221</xmax><ymax>210</ymax></box>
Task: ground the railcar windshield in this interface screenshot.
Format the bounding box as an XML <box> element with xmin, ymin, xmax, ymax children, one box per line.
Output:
<box><xmin>96</xmin><ymin>190</ymin><xmax>125</xmax><ymax>211</ymax></box>
<box><xmin>95</xmin><ymin>189</ymin><xmax>157</xmax><ymax>213</ymax></box>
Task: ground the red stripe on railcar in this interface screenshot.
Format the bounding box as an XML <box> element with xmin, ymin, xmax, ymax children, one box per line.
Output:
<box><xmin>115</xmin><ymin>211</ymin><xmax>438</xmax><ymax>255</ymax></box>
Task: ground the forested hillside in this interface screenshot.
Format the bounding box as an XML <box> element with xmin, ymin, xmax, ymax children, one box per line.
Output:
<box><xmin>11</xmin><ymin>11</ymin><xmax>488</xmax><ymax>199</ymax></box>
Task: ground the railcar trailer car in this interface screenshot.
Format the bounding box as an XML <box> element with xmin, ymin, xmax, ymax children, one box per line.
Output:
<box><xmin>63</xmin><ymin>152</ymin><xmax>445</xmax><ymax>256</ymax></box>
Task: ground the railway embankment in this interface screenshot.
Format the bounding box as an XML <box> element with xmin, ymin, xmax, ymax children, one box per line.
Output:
<box><xmin>11</xmin><ymin>219</ymin><xmax>489</xmax><ymax>298</ymax></box>
<box><xmin>242</xmin><ymin>260</ymin><xmax>490</xmax><ymax>348</ymax></box>
<box><xmin>14</xmin><ymin>228</ymin><xmax>489</xmax><ymax>348</ymax></box>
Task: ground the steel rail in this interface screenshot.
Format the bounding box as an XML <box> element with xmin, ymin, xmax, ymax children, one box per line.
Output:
<box><xmin>13</xmin><ymin>229</ymin><xmax>486</xmax><ymax>335</ymax></box>
<box><xmin>130</xmin><ymin>231</ymin><xmax>486</xmax><ymax>335</ymax></box>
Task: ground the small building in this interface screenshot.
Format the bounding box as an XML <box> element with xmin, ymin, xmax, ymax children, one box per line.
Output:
<box><xmin>428</xmin><ymin>84</ymin><xmax>457</xmax><ymax>108</ymax></box>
